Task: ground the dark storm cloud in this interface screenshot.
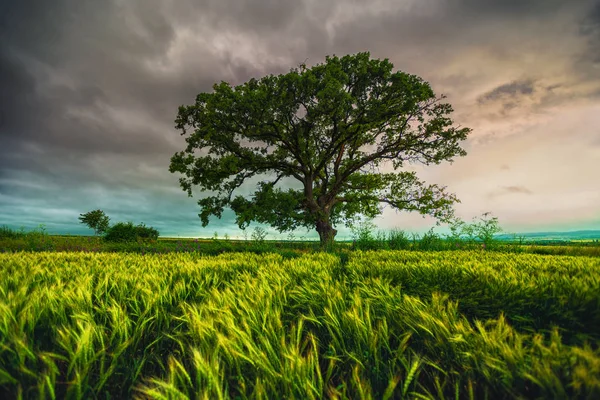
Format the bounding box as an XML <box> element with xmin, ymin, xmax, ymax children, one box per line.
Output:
<box><xmin>580</xmin><ymin>1</ymin><xmax>600</xmax><ymax>37</ymax></box>
<box><xmin>446</xmin><ymin>0</ymin><xmax>572</xmax><ymax>16</ymax></box>
<box><xmin>180</xmin><ymin>0</ymin><xmax>311</xmax><ymax>33</ymax></box>
<box><xmin>0</xmin><ymin>0</ymin><xmax>330</xmax><ymax>194</ymax></box>
<box><xmin>1</xmin><ymin>1</ymin><xmax>170</xmax><ymax>150</ymax></box>
<box><xmin>579</xmin><ymin>1</ymin><xmax>600</xmax><ymax>64</ymax></box>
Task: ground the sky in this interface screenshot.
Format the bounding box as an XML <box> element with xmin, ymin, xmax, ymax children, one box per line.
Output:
<box><xmin>1</xmin><ymin>0</ymin><xmax>599</xmax><ymax>239</ymax></box>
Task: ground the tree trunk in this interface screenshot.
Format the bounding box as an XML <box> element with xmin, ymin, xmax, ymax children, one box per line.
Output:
<box><xmin>316</xmin><ymin>218</ymin><xmax>337</xmax><ymax>249</ymax></box>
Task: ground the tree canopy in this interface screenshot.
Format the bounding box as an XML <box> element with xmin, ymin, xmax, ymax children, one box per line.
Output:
<box><xmin>170</xmin><ymin>52</ymin><xmax>471</xmax><ymax>246</ymax></box>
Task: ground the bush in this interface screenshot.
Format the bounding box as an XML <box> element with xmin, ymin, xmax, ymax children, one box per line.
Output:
<box><xmin>388</xmin><ymin>229</ymin><xmax>411</xmax><ymax>250</ymax></box>
<box><xmin>473</xmin><ymin>212</ymin><xmax>502</xmax><ymax>249</ymax></box>
<box><xmin>104</xmin><ymin>222</ymin><xmax>138</xmax><ymax>243</ymax></box>
<box><xmin>418</xmin><ymin>228</ymin><xmax>443</xmax><ymax>251</ymax></box>
<box><xmin>351</xmin><ymin>219</ymin><xmax>379</xmax><ymax>251</ymax></box>
<box><xmin>0</xmin><ymin>225</ymin><xmax>23</xmax><ymax>239</ymax></box>
<box><xmin>104</xmin><ymin>222</ymin><xmax>159</xmax><ymax>243</ymax></box>
<box><xmin>135</xmin><ymin>223</ymin><xmax>159</xmax><ymax>241</ymax></box>
<box><xmin>446</xmin><ymin>212</ymin><xmax>503</xmax><ymax>250</ymax></box>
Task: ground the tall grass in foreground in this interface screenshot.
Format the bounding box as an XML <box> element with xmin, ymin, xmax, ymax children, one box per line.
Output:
<box><xmin>0</xmin><ymin>251</ymin><xmax>599</xmax><ymax>399</ymax></box>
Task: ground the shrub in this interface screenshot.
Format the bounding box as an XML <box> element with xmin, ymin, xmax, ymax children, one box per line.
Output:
<box><xmin>473</xmin><ymin>212</ymin><xmax>502</xmax><ymax>248</ymax></box>
<box><xmin>104</xmin><ymin>222</ymin><xmax>138</xmax><ymax>242</ymax></box>
<box><xmin>388</xmin><ymin>229</ymin><xmax>411</xmax><ymax>250</ymax></box>
<box><xmin>419</xmin><ymin>228</ymin><xmax>443</xmax><ymax>251</ymax></box>
<box><xmin>0</xmin><ymin>225</ymin><xmax>23</xmax><ymax>239</ymax></box>
<box><xmin>135</xmin><ymin>223</ymin><xmax>159</xmax><ymax>241</ymax></box>
<box><xmin>104</xmin><ymin>222</ymin><xmax>160</xmax><ymax>243</ymax></box>
<box><xmin>351</xmin><ymin>219</ymin><xmax>379</xmax><ymax>251</ymax></box>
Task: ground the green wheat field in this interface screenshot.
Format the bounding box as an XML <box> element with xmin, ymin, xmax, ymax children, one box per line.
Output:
<box><xmin>1</xmin><ymin>250</ymin><xmax>599</xmax><ymax>399</ymax></box>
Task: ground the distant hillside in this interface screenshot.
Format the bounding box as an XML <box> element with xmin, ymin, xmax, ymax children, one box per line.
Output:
<box><xmin>496</xmin><ymin>230</ymin><xmax>600</xmax><ymax>241</ymax></box>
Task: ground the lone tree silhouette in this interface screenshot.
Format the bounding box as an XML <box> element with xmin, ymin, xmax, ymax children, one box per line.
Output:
<box><xmin>170</xmin><ymin>52</ymin><xmax>471</xmax><ymax>247</ymax></box>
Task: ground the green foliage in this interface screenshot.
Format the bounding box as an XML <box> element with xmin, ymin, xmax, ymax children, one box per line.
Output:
<box><xmin>1</xmin><ymin>251</ymin><xmax>599</xmax><ymax>398</ymax></box>
<box><xmin>418</xmin><ymin>228</ymin><xmax>444</xmax><ymax>251</ymax></box>
<box><xmin>78</xmin><ymin>209</ymin><xmax>110</xmax><ymax>235</ymax></box>
<box><xmin>0</xmin><ymin>225</ymin><xmax>23</xmax><ymax>239</ymax></box>
<box><xmin>104</xmin><ymin>222</ymin><xmax>159</xmax><ymax>243</ymax></box>
<box><xmin>135</xmin><ymin>223</ymin><xmax>159</xmax><ymax>241</ymax></box>
<box><xmin>0</xmin><ymin>225</ymin><xmax>52</xmax><ymax>250</ymax></box>
<box><xmin>387</xmin><ymin>229</ymin><xmax>411</xmax><ymax>250</ymax></box>
<box><xmin>350</xmin><ymin>219</ymin><xmax>379</xmax><ymax>250</ymax></box>
<box><xmin>170</xmin><ymin>52</ymin><xmax>471</xmax><ymax>246</ymax></box>
<box><xmin>104</xmin><ymin>222</ymin><xmax>138</xmax><ymax>242</ymax></box>
<box><xmin>447</xmin><ymin>212</ymin><xmax>503</xmax><ymax>249</ymax></box>
<box><xmin>473</xmin><ymin>212</ymin><xmax>502</xmax><ymax>247</ymax></box>
<box><xmin>352</xmin><ymin>223</ymin><xmax>443</xmax><ymax>251</ymax></box>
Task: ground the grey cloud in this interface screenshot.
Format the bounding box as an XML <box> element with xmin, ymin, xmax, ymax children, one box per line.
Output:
<box><xmin>319</xmin><ymin>0</ymin><xmax>600</xmax><ymax>120</ymax></box>
<box><xmin>478</xmin><ymin>80</ymin><xmax>536</xmax><ymax>104</ymax></box>
<box><xmin>579</xmin><ymin>1</ymin><xmax>600</xmax><ymax>36</ymax></box>
<box><xmin>0</xmin><ymin>0</ymin><xmax>330</xmax><ymax>195</ymax></box>
<box><xmin>0</xmin><ymin>49</ymin><xmax>39</xmax><ymax>137</ymax></box>
<box><xmin>579</xmin><ymin>1</ymin><xmax>600</xmax><ymax>64</ymax></box>
<box><xmin>487</xmin><ymin>185</ymin><xmax>534</xmax><ymax>199</ymax></box>
<box><xmin>0</xmin><ymin>0</ymin><xmax>176</xmax><ymax>67</ymax></box>
<box><xmin>504</xmin><ymin>186</ymin><xmax>533</xmax><ymax>195</ymax></box>
<box><xmin>446</xmin><ymin>0</ymin><xmax>575</xmax><ymax>17</ymax></box>
<box><xmin>187</xmin><ymin>0</ymin><xmax>311</xmax><ymax>34</ymax></box>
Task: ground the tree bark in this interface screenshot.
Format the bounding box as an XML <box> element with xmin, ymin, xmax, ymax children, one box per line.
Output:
<box><xmin>316</xmin><ymin>218</ymin><xmax>337</xmax><ymax>249</ymax></box>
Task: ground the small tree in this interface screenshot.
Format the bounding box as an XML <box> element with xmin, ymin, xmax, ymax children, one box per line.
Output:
<box><xmin>447</xmin><ymin>212</ymin><xmax>502</xmax><ymax>248</ymax></box>
<box><xmin>472</xmin><ymin>212</ymin><xmax>502</xmax><ymax>248</ymax></box>
<box><xmin>351</xmin><ymin>218</ymin><xmax>378</xmax><ymax>250</ymax></box>
<box><xmin>251</xmin><ymin>226</ymin><xmax>268</xmax><ymax>243</ymax></box>
<box><xmin>78</xmin><ymin>210</ymin><xmax>110</xmax><ymax>236</ymax></box>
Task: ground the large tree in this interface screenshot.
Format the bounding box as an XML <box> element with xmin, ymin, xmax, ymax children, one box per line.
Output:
<box><xmin>170</xmin><ymin>52</ymin><xmax>471</xmax><ymax>247</ymax></box>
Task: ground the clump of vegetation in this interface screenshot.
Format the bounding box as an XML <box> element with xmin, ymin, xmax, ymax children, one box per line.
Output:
<box><xmin>350</xmin><ymin>219</ymin><xmax>379</xmax><ymax>251</ymax></box>
<box><xmin>103</xmin><ymin>222</ymin><xmax>139</xmax><ymax>242</ymax></box>
<box><xmin>250</xmin><ymin>226</ymin><xmax>268</xmax><ymax>244</ymax></box>
<box><xmin>104</xmin><ymin>222</ymin><xmax>159</xmax><ymax>243</ymax></box>
<box><xmin>350</xmin><ymin>212</ymin><xmax>502</xmax><ymax>252</ymax></box>
<box><xmin>447</xmin><ymin>212</ymin><xmax>503</xmax><ymax>249</ymax></box>
<box><xmin>0</xmin><ymin>225</ymin><xmax>23</xmax><ymax>240</ymax></box>
<box><xmin>134</xmin><ymin>223</ymin><xmax>159</xmax><ymax>241</ymax></box>
<box><xmin>350</xmin><ymin>219</ymin><xmax>413</xmax><ymax>251</ymax></box>
<box><xmin>0</xmin><ymin>224</ymin><xmax>53</xmax><ymax>251</ymax></box>
<box><xmin>417</xmin><ymin>228</ymin><xmax>444</xmax><ymax>251</ymax></box>
<box><xmin>78</xmin><ymin>210</ymin><xmax>159</xmax><ymax>243</ymax></box>
<box><xmin>387</xmin><ymin>229</ymin><xmax>411</xmax><ymax>250</ymax></box>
